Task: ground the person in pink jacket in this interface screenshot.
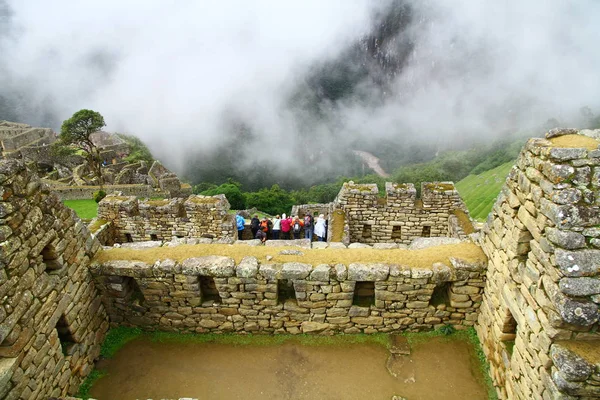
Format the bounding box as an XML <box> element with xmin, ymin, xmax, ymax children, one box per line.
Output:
<box><xmin>280</xmin><ymin>213</ymin><xmax>292</xmax><ymax>240</ymax></box>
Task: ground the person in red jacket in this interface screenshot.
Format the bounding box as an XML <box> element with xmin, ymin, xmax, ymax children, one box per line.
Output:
<box><xmin>280</xmin><ymin>213</ymin><xmax>292</xmax><ymax>240</ymax></box>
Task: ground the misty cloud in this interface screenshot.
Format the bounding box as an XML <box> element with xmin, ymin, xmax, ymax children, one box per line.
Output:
<box><xmin>1</xmin><ymin>0</ymin><xmax>600</xmax><ymax>181</ymax></box>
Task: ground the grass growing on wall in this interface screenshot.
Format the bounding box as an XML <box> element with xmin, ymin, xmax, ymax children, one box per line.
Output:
<box><xmin>455</xmin><ymin>161</ymin><xmax>514</xmax><ymax>221</ymax></box>
<box><xmin>63</xmin><ymin>199</ymin><xmax>98</xmax><ymax>219</ymax></box>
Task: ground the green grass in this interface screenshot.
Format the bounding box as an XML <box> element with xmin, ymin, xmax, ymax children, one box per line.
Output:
<box><xmin>76</xmin><ymin>369</ymin><xmax>107</xmax><ymax>399</ymax></box>
<box><xmin>455</xmin><ymin>161</ymin><xmax>514</xmax><ymax>221</ymax></box>
<box><xmin>63</xmin><ymin>199</ymin><xmax>98</xmax><ymax>219</ymax></box>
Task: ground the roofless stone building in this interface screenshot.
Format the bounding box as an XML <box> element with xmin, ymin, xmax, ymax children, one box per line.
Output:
<box><xmin>0</xmin><ymin>128</ymin><xmax>598</xmax><ymax>399</ymax></box>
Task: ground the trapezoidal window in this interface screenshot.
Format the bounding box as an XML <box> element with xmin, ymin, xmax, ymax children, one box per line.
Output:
<box><xmin>56</xmin><ymin>314</ymin><xmax>77</xmax><ymax>356</ymax></box>
<box><xmin>421</xmin><ymin>226</ymin><xmax>431</xmax><ymax>237</ymax></box>
<box><xmin>278</xmin><ymin>279</ymin><xmax>296</xmax><ymax>304</ymax></box>
<box><xmin>430</xmin><ymin>283</ymin><xmax>451</xmax><ymax>307</ymax></box>
<box><xmin>353</xmin><ymin>281</ymin><xmax>375</xmax><ymax>307</ymax></box>
<box><xmin>124</xmin><ymin>277</ymin><xmax>145</xmax><ymax>306</ymax></box>
<box><xmin>391</xmin><ymin>225</ymin><xmax>402</xmax><ymax>240</ymax></box>
<box><xmin>199</xmin><ymin>276</ymin><xmax>221</xmax><ymax>304</ymax></box>
<box><xmin>501</xmin><ymin>309</ymin><xmax>518</xmax><ymax>357</ymax></box>
<box><xmin>150</xmin><ymin>234</ymin><xmax>158</xmax><ymax>241</ymax></box>
<box><xmin>124</xmin><ymin>233</ymin><xmax>133</xmax><ymax>243</ymax></box>
<box><xmin>361</xmin><ymin>224</ymin><xmax>372</xmax><ymax>239</ymax></box>
<box><xmin>41</xmin><ymin>244</ymin><xmax>62</xmax><ymax>272</ymax></box>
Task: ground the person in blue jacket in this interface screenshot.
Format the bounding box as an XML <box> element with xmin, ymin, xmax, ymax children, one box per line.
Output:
<box><xmin>235</xmin><ymin>213</ymin><xmax>245</xmax><ymax>240</ymax></box>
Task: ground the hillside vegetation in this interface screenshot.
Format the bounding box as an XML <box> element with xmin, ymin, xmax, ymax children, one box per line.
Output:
<box><xmin>455</xmin><ymin>161</ymin><xmax>514</xmax><ymax>221</ymax></box>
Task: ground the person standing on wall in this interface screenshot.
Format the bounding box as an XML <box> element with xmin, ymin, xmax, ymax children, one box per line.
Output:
<box><xmin>250</xmin><ymin>214</ymin><xmax>260</xmax><ymax>238</ymax></box>
<box><xmin>304</xmin><ymin>213</ymin><xmax>314</xmax><ymax>241</ymax></box>
<box><xmin>280</xmin><ymin>213</ymin><xmax>292</xmax><ymax>240</ymax></box>
<box><xmin>272</xmin><ymin>215</ymin><xmax>281</xmax><ymax>239</ymax></box>
<box><xmin>314</xmin><ymin>214</ymin><xmax>327</xmax><ymax>242</ymax></box>
<box><xmin>235</xmin><ymin>213</ymin><xmax>245</xmax><ymax>240</ymax></box>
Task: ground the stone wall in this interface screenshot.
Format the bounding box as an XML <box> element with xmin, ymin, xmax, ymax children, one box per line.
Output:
<box><xmin>332</xmin><ymin>181</ymin><xmax>469</xmax><ymax>245</ymax></box>
<box><xmin>477</xmin><ymin>129</ymin><xmax>600</xmax><ymax>399</ymax></box>
<box><xmin>48</xmin><ymin>183</ymin><xmax>156</xmax><ymax>200</ymax></box>
<box><xmin>0</xmin><ymin>160</ymin><xmax>108</xmax><ymax>400</ymax></box>
<box><xmin>97</xmin><ymin>194</ymin><xmax>235</xmax><ymax>242</ymax></box>
<box><xmin>90</xmin><ymin>254</ymin><xmax>485</xmax><ymax>334</ymax></box>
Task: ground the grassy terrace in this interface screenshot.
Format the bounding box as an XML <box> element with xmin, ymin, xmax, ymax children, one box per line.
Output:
<box><xmin>455</xmin><ymin>161</ymin><xmax>514</xmax><ymax>221</ymax></box>
<box><xmin>94</xmin><ymin>242</ymin><xmax>486</xmax><ymax>267</ymax></box>
<box><xmin>63</xmin><ymin>199</ymin><xmax>98</xmax><ymax>220</ymax></box>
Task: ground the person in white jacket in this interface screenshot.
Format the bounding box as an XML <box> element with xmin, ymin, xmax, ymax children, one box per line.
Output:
<box><xmin>314</xmin><ymin>214</ymin><xmax>327</xmax><ymax>242</ymax></box>
<box><xmin>271</xmin><ymin>215</ymin><xmax>282</xmax><ymax>239</ymax></box>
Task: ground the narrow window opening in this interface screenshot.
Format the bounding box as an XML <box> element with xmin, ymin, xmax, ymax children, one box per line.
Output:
<box><xmin>126</xmin><ymin>277</ymin><xmax>145</xmax><ymax>305</ymax></box>
<box><xmin>176</xmin><ymin>235</ymin><xmax>185</xmax><ymax>239</ymax></box>
<box><xmin>150</xmin><ymin>234</ymin><xmax>158</xmax><ymax>241</ymax></box>
<box><xmin>41</xmin><ymin>244</ymin><xmax>62</xmax><ymax>272</ymax></box>
<box><xmin>353</xmin><ymin>281</ymin><xmax>375</xmax><ymax>307</ymax></box>
<box><xmin>421</xmin><ymin>226</ymin><xmax>431</xmax><ymax>237</ymax></box>
<box><xmin>278</xmin><ymin>279</ymin><xmax>296</xmax><ymax>304</ymax></box>
<box><xmin>361</xmin><ymin>224</ymin><xmax>372</xmax><ymax>239</ymax></box>
<box><xmin>124</xmin><ymin>233</ymin><xmax>133</xmax><ymax>243</ymax></box>
<box><xmin>391</xmin><ymin>225</ymin><xmax>402</xmax><ymax>240</ymax></box>
<box><xmin>56</xmin><ymin>315</ymin><xmax>77</xmax><ymax>356</ymax></box>
<box><xmin>430</xmin><ymin>283</ymin><xmax>451</xmax><ymax>307</ymax></box>
<box><xmin>501</xmin><ymin>309</ymin><xmax>517</xmax><ymax>357</ymax></box>
<box><xmin>199</xmin><ymin>276</ymin><xmax>221</xmax><ymax>304</ymax></box>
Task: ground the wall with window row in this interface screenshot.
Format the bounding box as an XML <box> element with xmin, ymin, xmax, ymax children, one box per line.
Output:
<box><xmin>90</xmin><ymin>255</ymin><xmax>485</xmax><ymax>334</ymax></box>
<box><xmin>331</xmin><ymin>181</ymin><xmax>470</xmax><ymax>245</ymax></box>
<box><xmin>0</xmin><ymin>160</ymin><xmax>108</xmax><ymax>400</ymax></box>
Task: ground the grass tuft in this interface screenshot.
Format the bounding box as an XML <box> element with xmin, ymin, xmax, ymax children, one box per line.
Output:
<box><xmin>63</xmin><ymin>199</ymin><xmax>99</xmax><ymax>219</ymax></box>
<box><xmin>76</xmin><ymin>369</ymin><xmax>107</xmax><ymax>399</ymax></box>
<box><xmin>100</xmin><ymin>326</ymin><xmax>143</xmax><ymax>358</ymax></box>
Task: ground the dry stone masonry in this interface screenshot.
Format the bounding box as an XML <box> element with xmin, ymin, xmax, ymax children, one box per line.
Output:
<box><xmin>97</xmin><ymin>193</ymin><xmax>235</xmax><ymax>242</ymax></box>
<box><xmin>330</xmin><ymin>181</ymin><xmax>470</xmax><ymax>245</ymax></box>
<box><xmin>90</xmin><ymin>254</ymin><xmax>485</xmax><ymax>334</ymax></box>
<box><xmin>0</xmin><ymin>160</ymin><xmax>108</xmax><ymax>400</ymax></box>
<box><xmin>477</xmin><ymin>129</ymin><xmax>600</xmax><ymax>400</ymax></box>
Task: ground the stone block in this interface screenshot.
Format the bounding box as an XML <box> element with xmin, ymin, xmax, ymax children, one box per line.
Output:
<box><xmin>550</xmin><ymin>344</ymin><xmax>594</xmax><ymax>382</ymax></box>
<box><xmin>347</xmin><ymin>263</ymin><xmax>389</xmax><ymax>281</ymax></box>
<box><xmin>559</xmin><ymin>277</ymin><xmax>600</xmax><ymax>296</ymax></box>
<box><xmin>555</xmin><ymin>249</ymin><xmax>600</xmax><ymax>277</ymax></box>
<box><xmin>236</xmin><ymin>256</ymin><xmax>259</xmax><ymax>278</ymax></box>
<box><xmin>301</xmin><ymin>321</ymin><xmax>330</xmax><ymax>333</ymax></box>
<box><xmin>280</xmin><ymin>263</ymin><xmax>312</xmax><ymax>280</ymax></box>
<box><xmin>180</xmin><ymin>256</ymin><xmax>235</xmax><ymax>277</ymax></box>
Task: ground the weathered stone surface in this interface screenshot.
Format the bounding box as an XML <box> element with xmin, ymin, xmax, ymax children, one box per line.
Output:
<box><xmin>236</xmin><ymin>256</ymin><xmax>259</xmax><ymax>278</ymax></box>
<box><xmin>409</xmin><ymin>237</ymin><xmax>463</xmax><ymax>250</ymax></box>
<box><xmin>555</xmin><ymin>249</ymin><xmax>600</xmax><ymax>277</ymax></box>
<box><xmin>301</xmin><ymin>321</ymin><xmax>330</xmax><ymax>333</ymax></box>
<box><xmin>181</xmin><ymin>256</ymin><xmax>235</xmax><ymax>277</ymax></box>
<box><xmin>546</xmin><ymin>128</ymin><xmax>579</xmax><ymax>138</ymax></box>
<box><xmin>551</xmin><ymin>344</ymin><xmax>594</xmax><ymax>382</ymax></box>
<box><xmin>119</xmin><ymin>240</ymin><xmax>163</xmax><ymax>249</ymax></box>
<box><xmin>373</xmin><ymin>243</ymin><xmax>399</xmax><ymax>249</ymax></box>
<box><xmin>310</xmin><ymin>264</ymin><xmax>331</xmax><ymax>281</ymax></box>
<box><xmin>333</xmin><ymin>264</ymin><xmax>347</xmax><ymax>281</ymax></box>
<box><xmin>548</xmin><ymin>147</ymin><xmax>589</xmax><ymax>162</ymax></box>
<box><xmin>280</xmin><ymin>263</ymin><xmax>312</xmax><ymax>280</ymax></box>
<box><xmin>555</xmin><ymin>296</ymin><xmax>599</xmax><ymax>326</ymax></box>
<box><xmin>279</xmin><ymin>249</ymin><xmax>304</xmax><ymax>256</ymax></box>
<box><xmin>546</xmin><ymin>228</ymin><xmax>586</xmax><ymax>250</ymax></box>
<box><xmin>348</xmin><ymin>243</ymin><xmax>372</xmax><ymax>249</ymax></box>
<box><xmin>559</xmin><ymin>277</ymin><xmax>600</xmax><ymax>296</ymax></box>
<box><xmin>347</xmin><ymin>263</ymin><xmax>389</xmax><ymax>281</ymax></box>
<box><xmin>265</xmin><ymin>239</ymin><xmax>311</xmax><ymax>249</ymax></box>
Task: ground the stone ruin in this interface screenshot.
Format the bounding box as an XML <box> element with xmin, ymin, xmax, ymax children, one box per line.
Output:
<box><xmin>0</xmin><ymin>128</ymin><xmax>599</xmax><ymax>399</ymax></box>
<box><xmin>0</xmin><ymin>120</ymin><xmax>56</xmax><ymax>161</ymax></box>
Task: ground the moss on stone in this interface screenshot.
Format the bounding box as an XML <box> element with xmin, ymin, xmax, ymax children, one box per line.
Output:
<box><xmin>548</xmin><ymin>134</ymin><xmax>600</xmax><ymax>150</ymax></box>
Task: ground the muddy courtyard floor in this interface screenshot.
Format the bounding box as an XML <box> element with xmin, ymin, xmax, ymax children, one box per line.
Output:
<box><xmin>90</xmin><ymin>336</ymin><xmax>489</xmax><ymax>400</ymax></box>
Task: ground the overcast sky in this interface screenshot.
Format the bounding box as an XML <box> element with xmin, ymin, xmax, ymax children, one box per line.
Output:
<box><xmin>1</xmin><ymin>0</ymin><xmax>600</xmax><ymax>172</ymax></box>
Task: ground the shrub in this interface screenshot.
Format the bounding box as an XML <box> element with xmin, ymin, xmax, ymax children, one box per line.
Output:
<box><xmin>93</xmin><ymin>190</ymin><xmax>107</xmax><ymax>203</ymax></box>
<box><xmin>438</xmin><ymin>324</ymin><xmax>456</xmax><ymax>336</ymax></box>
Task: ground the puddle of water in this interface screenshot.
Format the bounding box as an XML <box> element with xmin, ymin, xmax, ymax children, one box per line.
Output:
<box><xmin>90</xmin><ymin>336</ymin><xmax>487</xmax><ymax>400</ymax></box>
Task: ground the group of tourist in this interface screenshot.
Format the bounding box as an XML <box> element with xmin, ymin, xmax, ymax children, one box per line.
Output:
<box><xmin>235</xmin><ymin>212</ymin><xmax>328</xmax><ymax>243</ymax></box>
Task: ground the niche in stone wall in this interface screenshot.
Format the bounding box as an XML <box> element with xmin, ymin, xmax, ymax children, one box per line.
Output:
<box><xmin>391</xmin><ymin>225</ymin><xmax>402</xmax><ymax>240</ymax></box>
<box><xmin>41</xmin><ymin>243</ymin><xmax>63</xmax><ymax>273</ymax></box>
<box><xmin>150</xmin><ymin>234</ymin><xmax>158</xmax><ymax>241</ymax></box>
<box><xmin>500</xmin><ymin>309</ymin><xmax>518</xmax><ymax>357</ymax></box>
<box><xmin>362</xmin><ymin>225</ymin><xmax>372</xmax><ymax>239</ymax></box>
<box><xmin>421</xmin><ymin>225</ymin><xmax>431</xmax><ymax>237</ymax></box>
<box><xmin>353</xmin><ymin>281</ymin><xmax>375</xmax><ymax>307</ymax></box>
<box><xmin>124</xmin><ymin>233</ymin><xmax>133</xmax><ymax>243</ymax></box>
<box><xmin>199</xmin><ymin>276</ymin><xmax>221</xmax><ymax>304</ymax></box>
<box><xmin>56</xmin><ymin>314</ymin><xmax>77</xmax><ymax>356</ymax></box>
<box><xmin>277</xmin><ymin>279</ymin><xmax>296</xmax><ymax>304</ymax></box>
<box><xmin>430</xmin><ymin>283</ymin><xmax>450</xmax><ymax>307</ymax></box>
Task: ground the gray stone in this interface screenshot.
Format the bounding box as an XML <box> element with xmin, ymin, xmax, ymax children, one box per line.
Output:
<box><xmin>118</xmin><ymin>240</ymin><xmax>162</xmax><ymax>249</ymax></box>
<box><xmin>259</xmin><ymin>263</ymin><xmax>282</xmax><ymax>280</ymax></box>
<box><xmin>551</xmin><ymin>344</ymin><xmax>594</xmax><ymax>382</ymax></box>
<box><xmin>545</xmin><ymin>128</ymin><xmax>579</xmax><ymax>139</ymax></box>
<box><xmin>550</xmin><ymin>188</ymin><xmax>582</xmax><ymax>205</ymax></box>
<box><xmin>583</xmin><ymin>227</ymin><xmax>600</xmax><ymax>237</ymax></box>
<box><xmin>265</xmin><ymin>239</ymin><xmax>311</xmax><ymax>249</ymax></box>
<box><xmin>328</xmin><ymin>242</ymin><xmax>347</xmax><ymax>249</ymax></box>
<box><xmin>555</xmin><ymin>249</ymin><xmax>600</xmax><ymax>277</ymax></box>
<box><xmin>373</xmin><ymin>243</ymin><xmax>399</xmax><ymax>250</ymax></box>
<box><xmin>0</xmin><ymin>357</ymin><xmax>17</xmax><ymax>392</ymax></box>
<box><xmin>279</xmin><ymin>249</ymin><xmax>304</xmax><ymax>256</ymax></box>
<box><xmin>348</xmin><ymin>263</ymin><xmax>389</xmax><ymax>281</ymax></box>
<box><xmin>281</xmin><ymin>262</ymin><xmax>312</xmax><ymax>280</ymax></box>
<box><xmin>310</xmin><ymin>264</ymin><xmax>331</xmax><ymax>281</ymax></box>
<box><xmin>311</xmin><ymin>242</ymin><xmax>329</xmax><ymax>249</ymax></box>
<box><xmin>389</xmin><ymin>264</ymin><xmax>411</xmax><ymax>278</ymax></box>
<box><xmin>348</xmin><ymin>243</ymin><xmax>372</xmax><ymax>249</ymax></box>
<box><xmin>546</xmin><ymin>228</ymin><xmax>586</xmax><ymax>250</ymax></box>
<box><xmin>555</xmin><ymin>295</ymin><xmax>599</xmax><ymax>326</ymax></box>
<box><xmin>559</xmin><ymin>277</ymin><xmax>600</xmax><ymax>296</ymax></box>
<box><xmin>333</xmin><ymin>264</ymin><xmax>347</xmax><ymax>281</ymax></box>
<box><xmin>180</xmin><ymin>256</ymin><xmax>235</xmax><ymax>277</ymax></box>
<box><xmin>548</xmin><ymin>147</ymin><xmax>589</xmax><ymax>162</ymax></box>
<box><xmin>236</xmin><ymin>256</ymin><xmax>259</xmax><ymax>278</ymax></box>
<box><xmin>233</xmin><ymin>239</ymin><xmax>261</xmax><ymax>246</ymax></box>
<box><xmin>409</xmin><ymin>237</ymin><xmax>463</xmax><ymax>249</ymax></box>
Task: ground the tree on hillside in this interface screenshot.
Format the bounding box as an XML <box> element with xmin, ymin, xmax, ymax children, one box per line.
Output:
<box><xmin>60</xmin><ymin>109</ymin><xmax>106</xmax><ymax>185</ymax></box>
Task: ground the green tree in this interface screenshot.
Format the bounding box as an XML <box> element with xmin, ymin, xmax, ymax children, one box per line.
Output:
<box><xmin>201</xmin><ymin>183</ymin><xmax>246</xmax><ymax>210</ymax></box>
<box><xmin>116</xmin><ymin>133</ymin><xmax>154</xmax><ymax>164</ymax></box>
<box><xmin>245</xmin><ymin>184</ymin><xmax>294</xmax><ymax>216</ymax></box>
<box><xmin>60</xmin><ymin>109</ymin><xmax>106</xmax><ymax>185</ymax></box>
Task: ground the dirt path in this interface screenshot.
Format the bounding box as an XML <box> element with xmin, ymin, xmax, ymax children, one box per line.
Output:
<box><xmin>90</xmin><ymin>337</ymin><xmax>487</xmax><ymax>400</ymax></box>
<box><xmin>353</xmin><ymin>150</ymin><xmax>390</xmax><ymax>177</ymax></box>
